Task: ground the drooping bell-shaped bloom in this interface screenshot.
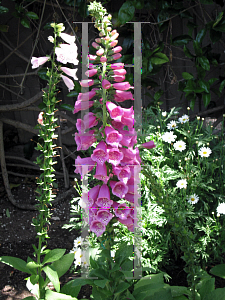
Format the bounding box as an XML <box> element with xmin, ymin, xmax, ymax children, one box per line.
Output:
<box><xmin>114</xmin><ymin>90</ymin><xmax>134</xmax><ymax>101</ymax></box>
<box><xmin>85</xmin><ymin>69</ymin><xmax>98</xmax><ymax>77</ymax></box>
<box><xmin>120</xmin><ymin>147</ymin><xmax>136</xmax><ymax>160</ymax></box>
<box><xmin>94</xmin><ymin>163</ymin><xmax>110</xmax><ymax>184</ymax></box>
<box><xmin>113</xmin><ymin>82</ymin><xmax>133</xmax><ymax>91</ymax></box>
<box><xmin>110</xmin><ymin>180</ymin><xmax>128</xmax><ymax>198</ymax></box>
<box><xmin>77</xmin><ymin>89</ymin><xmax>96</xmax><ymax>102</ymax></box>
<box><xmin>109</xmin><ymin>40</ymin><xmax>118</xmax><ymax>47</ymax></box>
<box><xmin>37</xmin><ymin>112</ymin><xmax>44</xmax><ymax>125</ymax></box>
<box><xmin>107</xmin><ymin>146</ymin><xmax>124</xmax><ymax>166</ymax></box>
<box><xmin>106</xmin><ymin>102</ymin><xmax>124</xmax><ymax>121</ymax></box>
<box><xmin>91</xmin><ymin>141</ymin><xmax>109</xmax><ymax>165</ymax></box>
<box><xmin>112</xmin><ymin>53</ymin><xmax>122</xmax><ymax>60</ymax></box>
<box><xmin>112</xmin><ymin>75</ymin><xmax>125</xmax><ymax>82</ymax></box>
<box><xmin>118</xmin><ymin>216</ymin><xmax>134</xmax><ymax>232</ymax></box>
<box><xmin>113</xmin><ymin>202</ymin><xmax>131</xmax><ymax>220</ymax></box>
<box><xmin>96</xmin><ymin>48</ymin><xmax>104</xmax><ymax>56</ymax></box>
<box><xmin>59</xmin><ymin>43</ymin><xmax>78</xmax><ymax>65</ymax></box>
<box><xmin>95</xmin><ymin>38</ymin><xmax>102</xmax><ymax>43</ymax></box>
<box><xmin>96</xmin><ymin>184</ymin><xmax>113</xmax><ymax>208</ymax></box>
<box><xmin>88</xmin><ymin>185</ymin><xmax>101</xmax><ymax>205</ymax></box>
<box><xmin>111</xmin><ymin>46</ymin><xmax>122</xmax><ymax>54</ymax></box>
<box><xmin>112</xmin><ymin>69</ymin><xmax>126</xmax><ymax>75</ymax></box>
<box><xmin>96</xmin><ymin>209</ymin><xmax>114</xmax><ymax>225</ymax></box>
<box><xmin>112</xmin><ymin>166</ymin><xmax>131</xmax><ymax>184</ymax></box>
<box><xmin>105</xmin><ymin>125</ymin><xmax>123</xmax><ymax>147</ymax></box>
<box><xmin>118</xmin><ymin>130</ymin><xmax>134</xmax><ymax>147</ymax></box>
<box><xmin>31</xmin><ymin>56</ymin><xmax>49</xmax><ymax>69</ymax></box>
<box><xmin>102</xmin><ymin>79</ymin><xmax>111</xmax><ymax>89</ymax></box>
<box><xmin>61</xmin><ymin>75</ymin><xmax>74</xmax><ymax>92</ymax></box>
<box><xmin>74</xmin><ymin>156</ymin><xmax>96</xmax><ymax>175</ymax></box>
<box><xmin>75</xmin><ymin>129</ymin><xmax>97</xmax><ymax>151</ymax></box>
<box><xmin>111</xmin><ymin>120</ymin><xmax>124</xmax><ymax>131</ymax></box>
<box><xmin>88</xmin><ymin>54</ymin><xmax>97</xmax><ymax>61</ymax></box>
<box><xmin>121</xmin><ymin>108</ymin><xmax>135</xmax><ymax>128</ymax></box>
<box><xmin>73</xmin><ymin>100</ymin><xmax>94</xmax><ymax>114</ymax></box>
<box><xmin>92</xmin><ymin>42</ymin><xmax>101</xmax><ymax>49</ymax></box>
<box><xmin>76</xmin><ymin>112</ymin><xmax>98</xmax><ymax>133</ymax></box>
<box><xmin>82</xmin><ymin>192</ymin><xmax>94</xmax><ymax>208</ymax></box>
<box><xmin>110</xmin><ymin>63</ymin><xmax>124</xmax><ymax>69</ymax></box>
<box><xmin>80</xmin><ymin>79</ymin><xmax>95</xmax><ymax>87</ymax></box>
<box><xmin>61</xmin><ymin>67</ymin><xmax>78</xmax><ymax>80</ymax></box>
<box><xmin>140</xmin><ymin>141</ymin><xmax>156</xmax><ymax>149</ymax></box>
<box><xmin>110</xmin><ymin>32</ymin><xmax>119</xmax><ymax>41</ymax></box>
<box><xmin>60</xmin><ymin>33</ymin><xmax>75</xmax><ymax>44</ymax></box>
<box><xmin>90</xmin><ymin>220</ymin><xmax>106</xmax><ymax>237</ymax></box>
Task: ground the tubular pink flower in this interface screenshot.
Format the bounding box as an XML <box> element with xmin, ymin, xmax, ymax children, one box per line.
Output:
<box><xmin>107</xmin><ymin>147</ymin><xmax>124</xmax><ymax>166</ymax></box>
<box><xmin>110</xmin><ymin>32</ymin><xmax>119</xmax><ymax>41</ymax></box>
<box><xmin>37</xmin><ymin>112</ymin><xmax>44</xmax><ymax>125</ymax></box>
<box><xmin>109</xmin><ymin>40</ymin><xmax>118</xmax><ymax>47</ymax></box>
<box><xmin>111</xmin><ymin>29</ymin><xmax>117</xmax><ymax>36</ymax></box>
<box><xmin>92</xmin><ymin>41</ymin><xmax>101</xmax><ymax>49</ymax></box>
<box><xmin>106</xmin><ymin>102</ymin><xmax>124</xmax><ymax>121</ymax></box>
<box><xmin>112</xmin><ymin>166</ymin><xmax>131</xmax><ymax>184</ymax></box>
<box><xmin>113</xmin><ymin>69</ymin><xmax>126</xmax><ymax>75</ymax></box>
<box><xmin>76</xmin><ymin>112</ymin><xmax>98</xmax><ymax>133</ymax></box>
<box><xmin>100</xmin><ymin>56</ymin><xmax>107</xmax><ymax>63</ymax></box>
<box><xmin>121</xmin><ymin>115</ymin><xmax>134</xmax><ymax>129</ymax></box>
<box><xmin>94</xmin><ymin>163</ymin><xmax>110</xmax><ymax>184</ymax></box>
<box><xmin>112</xmin><ymin>75</ymin><xmax>125</xmax><ymax>82</ymax></box>
<box><xmin>85</xmin><ymin>69</ymin><xmax>98</xmax><ymax>77</ymax></box>
<box><xmin>91</xmin><ymin>141</ymin><xmax>109</xmax><ymax>165</ymax></box>
<box><xmin>118</xmin><ymin>216</ymin><xmax>134</xmax><ymax>232</ymax></box>
<box><xmin>111</xmin><ymin>120</ymin><xmax>124</xmax><ymax>130</ymax></box>
<box><xmin>87</xmin><ymin>63</ymin><xmax>95</xmax><ymax>69</ymax></box>
<box><xmin>75</xmin><ymin>130</ymin><xmax>97</xmax><ymax>151</ymax></box>
<box><xmin>118</xmin><ymin>130</ymin><xmax>133</xmax><ymax>147</ymax></box>
<box><xmin>60</xmin><ymin>67</ymin><xmax>78</xmax><ymax>80</ymax></box>
<box><xmin>96</xmin><ymin>48</ymin><xmax>104</xmax><ymax>56</ymax></box>
<box><xmin>96</xmin><ymin>209</ymin><xmax>114</xmax><ymax>225</ymax></box>
<box><xmin>112</xmin><ymin>53</ymin><xmax>122</xmax><ymax>60</ymax></box>
<box><xmin>96</xmin><ymin>184</ymin><xmax>113</xmax><ymax>208</ymax></box>
<box><xmin>59</xmin><ymin>43</ymin><xmax>78</xmax><ymax>65</ymax></box>
<box><xmin>110</xmin><ymin>181</ymin><xmax>128</xmax><ymax>198</ymax></box>
<box><xmin>89</xmin><ymin>185</ymin><xmax>101</xmax><ymax>204</ymax></box>
<box><xmin>120</xmin><ymin>147</ymin><xmax>136</xmax><ymax>160</ymax></box>
<box><xmin>61</xmin><ymin>75</ymin><xmax>74</xmax><ymax>92</ymax></box>
<box><xmin>112</xmin><ymin>46</ymin><xmax>122</xmax><ymax>54</ymax></box>
<box><xmin>31</xmin><ymin>56</ymin><xmax>49</xmax><ymax>69</ymax></box>
<box><xmin>90</xmin><ymin>220</ymin><xmax>106</xmax><ymax>237</ymax></box>
<box><xmin>105</xmin><ymin>125</ymin><xmax>123</xmax><ymax>147</ymax></box>
<box><xmin>113</xmin><ymin>202</ymin><xmax>131</xmax><ymax>220</ymax></box>
<box><xmin>74</xmin><ymin>156</ymin><xmax>96</xmax><ymax>175</ymax></box>
<box><xmin>140</xmin><ymin>141</ymin><xmax>156</xmax><ymax>149</ymax></box>
<box><xmin>60</xmin><ymin>33</ymin><xmax>75</xmax><ymax>44</ymax></box>
<box><xmin>88</xmin><ymin>54</ymin><xmax>97</xmax><ymax>61</ymax></box>
<box><xmin>73</xmin><ymin>100</ymin><xmax>94</xmax><ymax>114</ymax></box>
<box><xmin>55</xmin><ymin>47</ymin><xmax>68</xmax><ymax>64</ymax></box>
<box><xmin>113</xmin><ymin>82</ymin><xmax>132</xmax><ymax>91</ymax></box>
<box><xmin>77</xmin><ymin>89</ymin><xmax>96</xmax><ymax>102</ymax></box>
<box><xmin>95</xmin><ymin>38</ymin><xmax>102</xmax><ymax>43</ymax></box>
<box><xmin>102</xmin><ymin>79</ymin><xmax>111</xmax><ymax>89</ymax></box>
<box><xmin>114</xmin><ymin>90</ymin><xmax>134</xmax><ymax>101</ymax></box>
<box><xmin>80</xmin><ymin>79</ymin><xmax>94</xmax><ymax>87</ymax></box>
<box><xmin>110</xmin><ymin>63</ymin><xmax>124</xmax><ymax>69</ymax></box>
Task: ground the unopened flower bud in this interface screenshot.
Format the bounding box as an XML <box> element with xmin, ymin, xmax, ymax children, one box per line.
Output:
<box><xmin>202</xmin><ymin>117</ymin><xmax>204</xmax><ymax>120</ymax></box>
<box><xmin>95</xmin><ymin>38</ymin><xmax>101</xmax><ymax>43</ymax></box>
<box><xmin>96</xmin><ymin>48</ymin><xmax>104</xmax><ymax>56</ymax></box>
<box><xmin>107</xmin><ymin>27</ymin><xmax>112</xmax><ymax>32</ymax></box>
<box><xmin>197</xmin><ymin>116</ymin><xmax>200</xmax><ymax>120</ymax></box>
<box><xmin>100</xmin><ymin>56</ymin><xmax>107</xmax><ymax>63</ymax></box>
<box><xmin>187</xmin><ymin>107</ymin><xmax>190</xmax><ymax>110</ymax></box>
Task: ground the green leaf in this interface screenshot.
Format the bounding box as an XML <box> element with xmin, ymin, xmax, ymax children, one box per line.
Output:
<box><xmin>45</xmin><ymin>289</ymin><xmax>78</xmax><ymax>300</ymax></box>
<box><xmin>61</xmin><ymin>278</ymin><xmax>93</xmax><ymax>298</ymax></box>
<box><xmin>210</xmin><ymin>264</ymin><xmax>225</xmax><ymax>279</ymax></box>
<box><xmin>171</xmin><ymin>286</ymin><xmax>191</xmax><ymax>297</ymax></box>
<box><xmin>198</xmin><ymin>57</ymin><xmax>210</xmax><ymax>71</ymax></box>
<box><xmin>198</xmin><ymin>80</ymin><xmax>210</xmax><ymax>93</ymax></box>
<box><xmin>154</xmin><ymin>89</ymin><xmax>164</xmax><ymax>101</ymax></box>
<box><xmin>134</xmin><ymin>273</ymin><xmax>165</xmax><ymax>290</ymax></box>
<box><xmin>42</xmin><ymin>249</ymin><xmax>66</xmax><ymax>264</ymax></box>
<box><xmin>59</xmin><ymin>104</ymin><xmax>74</xmax><ymax>112</ymax></box>
<box><xmin>0</xmin><ymin>6</ymin><xmax>9</xmax><ymax>14</ymax></box>
<box><xmin>203</xmin><ymin>288</ymin><xmax>225</xmax><ymax>300</ymax></box>
<box><xmin>133</xmin><ymin>0</ymin><xmax>144</xmax><ymax>9</ymax></box>
<box><xmin>196</xmin><ymin>28</ymin><xmax>207</xmax><ymax>44</ymax></box>
<box><xmin>23</xmin><ymin>297</ymin><xmax>37</xmax><ymax>300</ymax></box>
<box><xmin>154</xmin><ymin>52</ymin><xmax>169</xmax><ymax>62</ymax></box>
<box><xmin>193</xmin><ymin>41</ymin><xmax>202</xmax><ymax>55</ymax></box>
<box><xmin>21</xmin><ymin>17</ymin><xmax>30</xmax><ymax>28</ymax></box>
<box><xmin>190</xmin><ymin>99</ymin><xmax>195</xmax><ymax>111</ymax></box>
<box><xmin>43</xmin><ymin>265</ymin><xmax>60</xmax><ymax>292</ymax></box>
<box><xmin>202</xmin><ymin>92</ymin><xmax>211</xmax><ymax>107</ymax></box>
<box><xmin>183</xmin><ymin>45</ymin><xmax>195</xmax><ymax>58</ymax></box>
<box><xmin>93</xmin><ymin>279</ymin><xmax>109</xmax><ymax>289</ymax></box>
<box><xmin>66</xmin><ymin>90</ymin><xmax>78</xmax><ymax>97</ymax></box>
<box><xmin>118</xmin><ymin>1</ymin><xmax>135</xmax><ymax>24</ymax></box>
<box><xmin>172</xmin><ymin>35</ymin><xmax>193</xmax><ymax>46</ymax></box>
<box><xmin>0</xmin><ymin>256</ymin><xmax>34</xmax><ymax>274</ymax></box>
<box><xmin>115</xmin><ymin>282</ymin><xmax>131</xmax><ymax>295</ymax></box>
<box><xmin>26</xmin><ymin>261</ymin><xmax>42</xmax><ymax>270</ymax></box>
<box><xmin>198</xmin><ymin>278</ymin><xmax>215</xmax><ymax>300</ymax></box>
<box><xmin>0</xmin><ymin>24</ymin><xmax>9</xmax><ymax>32</ymax></box>
<box><xmin>151</xmin><ymin>55</ymin><xmax>168</xmax><ymax>65</ymax></box>
<box><xmin>208</xmin><ymin>78</ymin><xmax>218</xmax><ymax>85</ymax></box>
<box><xmin>182</xmin><ymin>72</ymin><xmax>194</xmax><ymax>80</ymax></box>
<box><xmin>146</xmin><ymin>286</ymin><xmax>173</xmax><ymax>300</ymax></box>
<box><xmin>25</xmin><ymin>11</ymin><xmax>39</xmax><ymax>19</ymax></box>
<box><xmin>38</xmin><ymin>68</ymin><xmax>49</xmax><ymax>81</ymax></box>
<box><xmin>219</xmin><ymin>79</ymin><xmax>225</xmax><ymax>93</ymax></box>
<box><xmin>213</xmin><ymin>12</ymin><xmax>223</xmax><ymax>28</ymax></box>
<box><xmin>210</xmin><ymin>29</ymin><xmax>222</xmax><ymax>44</ymax></box>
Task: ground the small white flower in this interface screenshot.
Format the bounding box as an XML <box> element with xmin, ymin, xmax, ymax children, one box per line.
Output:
<box><xmin>48</xmin><ymin>36</ymin><xmax>54</xmax><ymax>43</ymax></box>
<box><xmin>217</xmin><ymin>203</ymin><xmax>225</xmax><ymax>215</ymax></box>
<box><xmin>73</xmin><ymin>236</ymin><xmax>84</xmax><ymax>248</ymax></box>
<box><xmin>162</xmin><ymin>111</ymin><xmax>167</xmax><ymax>117</ymax></box>
<box><xmin>198</xmin><ymin>147</ymin><xmax>212</xmax><ymax>158</ymax></box>
<box><xmin>174</xmin><ymin>140</ymin><xmax>186</xmax><ymax>152</ymax></box>
<box><xmin>161</xmin><ymin>131</ymin><xmax>177</xmax><ymax>143</ymax></box>
<box><xmin>176</xmin><ymin>179</ymin><xmax>187</xmax><ymax>189</ymax></box>
<box><xmin>74</xmin><ymin>248</ymin><xmax>82</xmax><ymax>266</ymax></box>
<box><xmin>187</xmin><ymin>194</ymin><xmax>199</xmax><ymax>204</ymax></box>
<box><xmin>167</xmin><ymin>120</ymin><xmax>178</xmax><ymax>130</ymax></box>
<box><xmin>178</xmin><ymin>114</ymin><xmax>189</xmax><ymax>123</ymax></box>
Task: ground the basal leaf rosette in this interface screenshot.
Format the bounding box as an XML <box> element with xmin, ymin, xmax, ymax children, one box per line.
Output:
<box><xmin>74</xmin><ymin>2</ymin><xmax>155</xmax><ymax>238</ymax></box>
